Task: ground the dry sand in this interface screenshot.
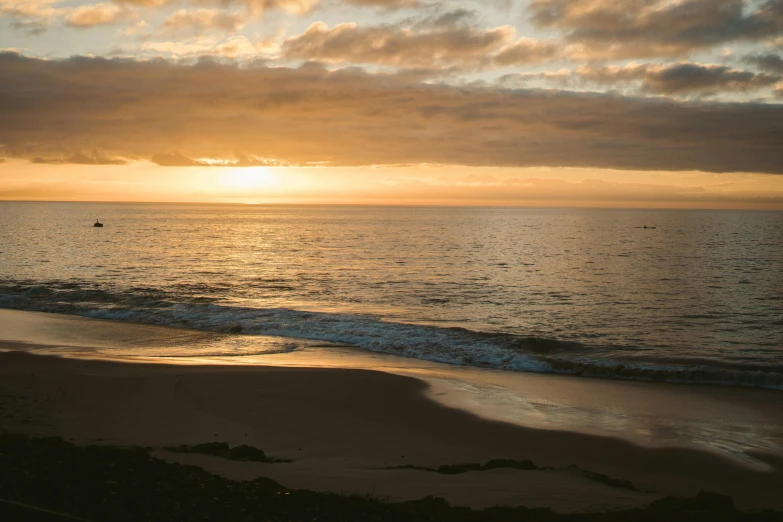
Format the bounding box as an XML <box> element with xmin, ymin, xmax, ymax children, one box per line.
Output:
<box><xmin>1</xmin><ymin>346</ymin><xmax>782</xmax><ymax>513</ymax></box>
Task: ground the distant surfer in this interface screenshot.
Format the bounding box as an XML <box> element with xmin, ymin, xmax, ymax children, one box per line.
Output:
<box><xmin>94</xmin><ymin>219</ymin><xmax>103</xmax><ymax>228</ymax></box>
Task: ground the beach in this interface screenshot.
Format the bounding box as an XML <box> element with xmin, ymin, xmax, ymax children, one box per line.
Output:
<box><xmin>3</xmin><ymin>0</ymin><xmax>783</xmax><ymax>514</ymax></box>
<box><xmin>2</xmin><ymin>310</ymin><xmax>782</xmax><ymax>514</ymax></box>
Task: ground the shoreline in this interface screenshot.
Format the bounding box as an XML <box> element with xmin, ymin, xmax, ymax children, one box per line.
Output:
<box><xmin>2</xmin><ymin>299</ymin><xmax>781</xmax><ymax>392</ymax></box>
<box><xmin>3</xmin><ymin>309</ymin><xmax>782</xmax><ymax>464</ymax></box>
<box><xmin>2</xmin><ymin>309</ymin><xmax>783</xmax><ymax>512</ymax></box>
<box><xmin>1</xmin><ymin>351</ymin><xmax>782</xmax><ymax>511</ymax></box>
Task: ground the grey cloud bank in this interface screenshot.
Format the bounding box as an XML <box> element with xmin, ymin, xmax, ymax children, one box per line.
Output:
<box><xmin>1</xmin><ymin>52</ymin><xmax>782</xmax><ymax>173</ymax></box>
<box><xmin>529</xmin><ymin>0</ymin><xmax>783</xmax><ymax>58</ymax></box>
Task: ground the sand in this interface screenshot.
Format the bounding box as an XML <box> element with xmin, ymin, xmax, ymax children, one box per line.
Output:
<box><xmin>1</xmin><ymin>311</ymin><xmax>782</xmax><ymax>513</ymax></box>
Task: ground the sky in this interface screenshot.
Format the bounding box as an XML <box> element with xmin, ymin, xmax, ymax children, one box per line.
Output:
<box><xmin>1</xmin><ymin>0</ymin><xmax>783</xmax><ymax>207</ymax></box>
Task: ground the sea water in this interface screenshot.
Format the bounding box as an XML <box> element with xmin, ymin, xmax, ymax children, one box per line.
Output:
<box><xmin>1</xmin><ymin>202</ymin><xmax>782</xmax><ymax>389</ymax></box>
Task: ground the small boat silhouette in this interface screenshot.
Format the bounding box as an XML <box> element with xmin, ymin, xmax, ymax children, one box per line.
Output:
<box><xmin>94</xmin><ymin>219</ymin><xmax>104</xmax><ymax>228</ymax></box>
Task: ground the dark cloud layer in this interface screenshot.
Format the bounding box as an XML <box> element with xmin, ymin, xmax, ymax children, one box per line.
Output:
<box><xmin>1</xmin><ymin>52</ymin><xmax>782</xmax><ymax>173</ymax></box>
<box><xmin>745</xmin><ymin>53</ymin><xmax>783</xmax><ymax>73</ymax></box>
<box><xmin>643</xmin><ymin>62</ymin><xmax>779</xmax><ymax>94</ymax></box>
<box><xmin>529</xmin><ymin>0</ymin><xmax>783</xmax><ymax>58</ymax></box>
<box><xmin>579</xmin><ymin>62</ymin><xmax>780</xmax><ymax>94</ymax></box>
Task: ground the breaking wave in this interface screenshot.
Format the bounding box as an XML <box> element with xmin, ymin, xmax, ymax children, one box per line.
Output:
<box><xmin>1</xmin><ymin>282</ymin><xmax>782</xmax><ymax>390</ymax></box>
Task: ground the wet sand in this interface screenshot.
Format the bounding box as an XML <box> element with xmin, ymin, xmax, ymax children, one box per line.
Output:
<box><xmin>1</xmin><ymin>310</ymin><xmax>782</xmax><ymax>512</ymax></box>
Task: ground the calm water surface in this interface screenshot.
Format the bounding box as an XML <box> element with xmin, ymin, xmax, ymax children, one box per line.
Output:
<box><xmin>1</xmin><ymin>202</ymin><xmax>781</xmax><ymax>388</ymax></box>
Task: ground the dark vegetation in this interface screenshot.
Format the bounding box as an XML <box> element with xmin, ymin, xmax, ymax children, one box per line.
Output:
<box><xmin>0</xmin><ymin>434</ymin><xmax>780</xmax><ymax>522</ymax></box>
<box><xmin>387</xmin><ymin>459</ymin><xmax>539</xmax><ymax>475</ymax></box>
<box><xmin>165</xmin><ymin>442</ymin><xmax>290</xmax><ymax>463</ymax></box>
<box><xmin>386</xmin><ymin>459</ymin><xmax>637</xmax><ymax>491</ymax></box>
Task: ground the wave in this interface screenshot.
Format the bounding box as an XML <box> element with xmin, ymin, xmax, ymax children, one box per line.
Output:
<box><xmin>1</xmin><ymin>282</ymin><xmax>782</xmax><ymax>390</ymax></box>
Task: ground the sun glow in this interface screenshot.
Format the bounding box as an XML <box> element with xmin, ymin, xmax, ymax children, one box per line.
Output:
<box><xmin>219</xmin><ymin>168</ymin><xmax>277</xmax><ymax>190</ymax></box>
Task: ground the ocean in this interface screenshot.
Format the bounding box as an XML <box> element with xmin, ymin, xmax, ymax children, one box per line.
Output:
<box><xmin>1</xmin><ymin>201</ymin><xmax>782</xmax><ymax>389</ymax></box>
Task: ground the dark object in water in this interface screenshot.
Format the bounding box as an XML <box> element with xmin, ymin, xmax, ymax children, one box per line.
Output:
<box><xmin>642</xmin><ymin>225</ymin><xmax>656</xmax><ymax>229</ymax></box>
<box><xmin>93</xmin><ymin>219</ymin><xmax>103</xmax><ymax>228</ymax></box>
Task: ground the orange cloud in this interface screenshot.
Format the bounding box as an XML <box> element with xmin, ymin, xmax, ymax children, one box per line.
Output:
<box><xmin>280</xmin><ymin>16</ymin><xmax>563</xmax><ymax>71</ymax></box>
<box><xmin>31</xmin><ymin>150</ymin><xmax>127</xmax><ymax>164</ymax></box>
<box><xmin>492</xmin><ymin>37</ymin><xmax>560</xmax><ymax>67</ymax></box>
<box><xmin>281</xmin><ymin>21</ymin><xmax>518</xmax><ymax>69</ymax></box>
<box><xmin>140</xmin><ymin>35</ymin><xmax>263</xmax><ymax>57</ymax></box>
<box><xmin>1</xmin><ymin>0</ymin><xmax>62</xmax><ymax>33</ymax></box>
<box><xmin>1</xmin><ymin>52</ymin><xmax>782</xmax><ymax>174</ymax></box>
<box><xmin>162</xmin><ymin>9</ymin><xmax>246</xmax><ymax>35</ymax></box>
<box><xmin>66</xmin><ymin>3</ymin><xmax>124</xmax><ymax>27</ymax></box>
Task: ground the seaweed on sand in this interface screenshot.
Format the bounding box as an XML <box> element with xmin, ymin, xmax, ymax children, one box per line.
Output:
<box><xmin>0</xmin><ymin>434</ymin><xmax>779</xmax><ymax>522</ymax></box>
<box><xmin>164</xmin><ymin>442</ymin><xmax>290</xmax><ymax>463</ymax></box>
<box><xmin>386</xmin><ymin>459</ymin><xmax>637</xmax><ymax>491</ymax></box>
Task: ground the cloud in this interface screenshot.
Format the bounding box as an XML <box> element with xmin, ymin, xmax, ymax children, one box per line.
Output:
<box><xmin>492</xmin><ymin>37</ymin><xmax>560</xmax><ymax>67</ymax></box>
<box><xmin>123</xmin><ymin>19</ymin><xmax>149</xmax><ymax>36</ymax></box>
<box><xmin>578</xmin><ymin>62</ymin><xmax>780</xmax><ymax>95</ymax></box>
<box><xmin>9</xmin><ymin>19</ymin><xmax>49</xmax><ymax>34</ymax></box>
<box><xmin>151</xmin><ymin>152</ymin><xmax>287</xmax><ymax>166</ymax></box>
<box><xmin>3</xmin><ymin>0</ymin><xmax>125</xmax><ymax>32</ymax></box>
<box><xmin>576</xmin><ymin>63</ymin><xmax>650</xmax><ymax>84</ymax></box>
<box><xmin>109</xmin><ymin>0</ymin><xmax>413</xmax><ymax>11</ymax></box>
<box><xmin>110</xmin><ymin>0</ymin><xmax>319</xmax><ymax>18</ymax></box>
<box><xmin>281</xmin><ymin>17</ymin><xmax>560</xmax><ymax>70</ymax></box>
<box><xmin>140</xmin><ymin>35</ymin><xmax>264</xmax><ymax>58</ymax></box>
<box><xmin>111</xmin><ymin>0</ymin><xmax>169</xmax><ymax>6</ymax></box>
<box><xmin>281</xmin><ymin>21</ymin><xmax>516</xmax><ymax>69</ymax></box>
<box><xmin>497</xmin><ymin>68</ymin><xmax>572</xmax><ymax>87</ymax></box>
<box><xmin>745</xmin><ymin>53</ymin><xmax>783</xmax><ymax>73</ymax></box>
<box><xmin>66</xmin><ymin>3</ymin><xmax>124</xmax><ymax>28</ymax></box>
<box><xmin>411</xmin><ymin>7</ymin><xmax>475</xmax><ymax>29</ymax></box>
<box><xmin>162</xmin><ymin>9</ymin><xmax>246</xmax><ymax>36</ymax></box>
<box><xmin>1</xmin><ymin>0</ymin><xmax>62</xmax><ymax>33</ymax></box>
<box><xmin>529</xmin><ymin>0</ymin><xmax>783</xmax><ymax>59</ymax></box>
<box><xmin>1</xmin><ymin>52</ymin><xmax>782</xmax><ymax>174</ymax></box>
<box><xmin>0</xmin><ymin>0</ymin><xmax>59</xmax><ymax>20</ymax></box>
<box><xmin>150</xmin><ymin>152</ymin><xmax>203</xmax><ymax>166</ymax></box>
<box><xmin>642</xmin><ymin>63</ymin><xmax>780</xmax><ymax>94</ymax></box>
<box><xmin>32</xmin><ymin>150</ymin><xmax>127</xmax><ymax>164</ymax></box>
<box><xmin>345</xmin><ymin>0</ymin><xmax>418</xmax><ymax>7</ymax></box>
<box><xmin>212</xmin><ymin>36</ymin><xmax>262</xmax><ymax>58</ymax></box>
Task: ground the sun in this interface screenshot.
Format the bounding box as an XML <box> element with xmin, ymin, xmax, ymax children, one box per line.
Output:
<box><xmin>220</xmin><ymin>168</ymin><xmax>277</xmax><ymax>190</ymax></box>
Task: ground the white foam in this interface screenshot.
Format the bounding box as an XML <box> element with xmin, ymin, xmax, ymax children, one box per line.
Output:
<box><xmin>3</xmin><ymin>294</ymin><xmax>783</xmax><ymax>390</ymax></box>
